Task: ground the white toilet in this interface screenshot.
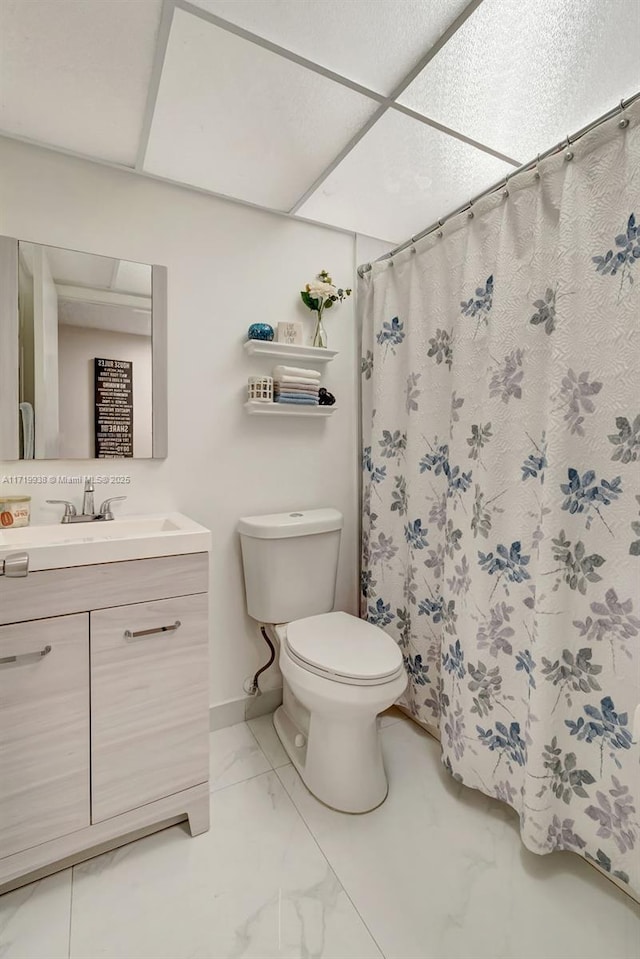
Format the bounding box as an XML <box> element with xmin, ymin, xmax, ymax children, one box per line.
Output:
<box><xmin>237</xmin><ymin>508</ymin><xmax>407</xmax><ymax>813</ymax></box>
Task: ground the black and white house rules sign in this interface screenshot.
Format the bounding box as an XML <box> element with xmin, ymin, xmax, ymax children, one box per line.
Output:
<box><xmin>94</xmin><ymin>357</ymin><xmax>133</xmax><ymax>457</ymax></box>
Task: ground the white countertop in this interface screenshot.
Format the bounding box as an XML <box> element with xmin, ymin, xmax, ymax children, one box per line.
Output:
<box><xmin>0</xmin><ymin>513</ymin><xmax>211</xmax><ymax>572</ymax></box>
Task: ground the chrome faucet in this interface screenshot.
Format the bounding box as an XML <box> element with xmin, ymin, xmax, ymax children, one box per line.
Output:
<box><xmin>47</xmin><ymin>477</ymin><xmax>126</xmax><ymax>523</ymax></box>
<box><xmin>82</xmin><ymin>477</ymin><xmax>95</xmax><ymax>517</ymax></box>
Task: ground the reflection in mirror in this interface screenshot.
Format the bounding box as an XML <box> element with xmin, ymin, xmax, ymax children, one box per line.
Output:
<box><xmin>16</xmin><ymin>243</ymin><xmax>153</xmax><ymax>459</ymax></box>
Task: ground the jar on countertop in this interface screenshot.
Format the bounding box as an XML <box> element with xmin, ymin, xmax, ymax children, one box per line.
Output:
<box><xmin>0</xmin><ymin>496</ymin><xmax>31</xmax><ymax>528</ymax></box>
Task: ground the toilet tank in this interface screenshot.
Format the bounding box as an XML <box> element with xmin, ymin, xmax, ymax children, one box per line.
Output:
<box><xmin>237</xmin><ymin>508</ymin><xmax>343</xmax><ymax>624</ymax></box>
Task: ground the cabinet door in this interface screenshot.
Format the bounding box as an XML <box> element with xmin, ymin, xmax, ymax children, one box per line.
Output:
<box><xmin>0</xmin><ymin>614</ymin><xmax>90</xmax><ymax>859</ymax></box>
<box><xmin>90</xmin><ymin>593</ymin><xmax>209</xmax><ymax>823</ymax></box>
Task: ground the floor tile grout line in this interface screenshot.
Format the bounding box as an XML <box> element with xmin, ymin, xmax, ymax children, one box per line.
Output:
<box><xmin>272</xmin><ymin>764</ymin><xmax>388</xmax><ymax>959</ymax></box>
<box><xmin>209</xmin><ymin>766</ymin><xmax>278</xmax><ymax>796</ymax></box>
<box><xmin>243</xmin><ymin>716</ymin><xmax>277</xmax><ymax>770</ymax></box>
<box><xmin>245</xmin><ymin>715</ymin><xmax>294</xmax><ymax>769</ymax></box>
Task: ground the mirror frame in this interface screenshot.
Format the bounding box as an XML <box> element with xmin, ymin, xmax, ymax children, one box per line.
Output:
<box><xmin>0</xmin><ymin>236</ymin><xmax>167</xmax><ymax>460</ymax></box>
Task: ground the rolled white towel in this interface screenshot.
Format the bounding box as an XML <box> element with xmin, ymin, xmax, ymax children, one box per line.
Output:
<box><xmin>273</xmin><ymin>365</ymin><xmax>321</xmax><ymax>380</ymax></box>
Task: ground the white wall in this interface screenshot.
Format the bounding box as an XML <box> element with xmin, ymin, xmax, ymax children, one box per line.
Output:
<box><xmin>0</xmin><ymin>136</ymin><xmax>359</xmax><ymax>709</ymax></box>
<box><xmin>355</xmin><ymin>233</ymin><xmax>395</xmax><ymax>269</ymax></box>
<box><xmin>57</xmin><ymin>325</ymin><xmax>152</xmax><ymax>459</ymax></box>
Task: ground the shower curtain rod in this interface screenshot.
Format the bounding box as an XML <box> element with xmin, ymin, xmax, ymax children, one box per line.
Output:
<box><xmin>357</xmin><ymin>90</ymin><xmax>640</xmax><ymax>277</ymax></box>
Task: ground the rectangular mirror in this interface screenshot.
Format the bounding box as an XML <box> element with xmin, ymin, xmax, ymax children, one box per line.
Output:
<box><xmin>0</xmin><ymin>237</ymin><xmax>167</xmax><ymax>460</ymax></box>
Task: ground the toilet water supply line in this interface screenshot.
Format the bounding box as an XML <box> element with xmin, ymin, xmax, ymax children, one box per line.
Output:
<box><xmin>244</xmin><ymin>625</ymin><xmax>276</xmax><ymax>696</ymax></box>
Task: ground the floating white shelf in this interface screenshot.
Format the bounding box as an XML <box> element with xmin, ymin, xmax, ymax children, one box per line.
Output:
<box><xmin>244</xmin><ymin>402</ymin><xmax>336</xmax><ymax>418</ymax></box>
<box><xmin>243</xmin><ymin>340</ymin><xmax>338</xmax><ymax>363</ymax></box>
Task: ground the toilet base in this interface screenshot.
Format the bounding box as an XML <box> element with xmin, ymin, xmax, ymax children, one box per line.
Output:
<box><xmin>275</xmin><ymin>702</ymin><xmax>389</xmax><ymax>814</ymax></box>
<box><xmin>269</xmin><ymin>619</ymin><xmax>408</xmax><ymax>815</ymax></box>
<box><xmin>273</xmin><ymin>694</ymin><xmax>391</xmax><ymax>814</ymax></box>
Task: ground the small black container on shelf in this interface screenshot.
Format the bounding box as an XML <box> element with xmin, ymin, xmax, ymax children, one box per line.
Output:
<box><xmin>318</xmin><ymin>388</ymin><xmax>336</xmax><ymax>406</ymax></box>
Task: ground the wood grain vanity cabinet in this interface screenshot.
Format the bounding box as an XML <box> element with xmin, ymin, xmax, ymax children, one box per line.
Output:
<box><xmin>0</xmin><ymin>614</ymin><xmax>90</xmax><ymax>858</ymax></box>
<box><xmin>0</xmin><ymin>553</ymin><xmax>210</xmax><ymax>893</ymax></box>
<box><xmin>91</xmin><ymin>594</ymin><xmax>209</xmax><ymax>823</ymax></box>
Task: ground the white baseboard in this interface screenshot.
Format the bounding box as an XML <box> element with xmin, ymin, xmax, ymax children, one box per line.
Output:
<box><xmin>209</xmin><ymin>687</ymin><xmax>283</xmax><ymax>731</ymax></box>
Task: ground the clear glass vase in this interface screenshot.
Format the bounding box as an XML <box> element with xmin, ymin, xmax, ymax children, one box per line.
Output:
<box><xmin>312</xmin><ymin>312</ymin><xmax>327</xmax><ymax>348</ymax></box>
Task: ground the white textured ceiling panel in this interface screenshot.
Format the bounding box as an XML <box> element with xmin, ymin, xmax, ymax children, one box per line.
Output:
<box><xmin>189</xmin><ymin>0</ymin><xmax>470</xmax><ymax>96</ymax></box>
<box><xmin>28</xmin><ymin>246</ymin><xmax>116</xmax><ymax>289</ymax></box>
<box><xmin>297</xmin><ymin>110</ymin><xmax>513</xmax><ymax>243</ymax></box>
<box><xmin>400</xmin><ymin>0</ymin><xmax>640</xmax><ymax>161</ymax></box>
<box><xmin>143</xmin><ymin>8</ymin><xmax>377</xmax><ymax>211</ymax></box>
<box><xmin>112</xmin><ymin>261</ymin><xmax>153</xmax><ymax>296</ymax></box>
<box><xmin>0</xmin><ymin>0</ymin><xmax>162</xmax><ymax>165</ymax></box>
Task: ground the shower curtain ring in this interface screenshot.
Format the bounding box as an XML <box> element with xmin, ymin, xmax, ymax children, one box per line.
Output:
<box><xmin>502</xmin><ymin>173</ymin><xmax>510</xmax><ymax>198</ymax></box>
<box><xmin>467</xmin><ymin>200</ymin><xmax>474</xmax><ymax>219</ymax></box>
<box><xmin>564</xmin><ymin>135</ymin><xmax>574</xmax><ymax>161</ymax></box>
<box><xmin>619</xmin><ymin>99</ymin><xmax>629</xmax><ymax>129</ymax></box>
<box><xmin>534</xmin><ymin>154</ymin><xmax>541</xmax><ymax>179</ymax></box>
<box><xmin>436</xmin><ymin>219</ymin><xmax>444</xmax><ymax>238</ymax></box>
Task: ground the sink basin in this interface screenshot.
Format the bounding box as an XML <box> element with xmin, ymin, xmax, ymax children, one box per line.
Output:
<box><xmin>0</xmin><ymin>513</ymin><xmax>210</xmax><ymax>571</ymax></box>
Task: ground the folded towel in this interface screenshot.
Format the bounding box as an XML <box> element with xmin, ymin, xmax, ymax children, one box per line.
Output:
<box><xmin>273</xmin><ymin>365</ymin><xmax>321</xmax><ymax>380</ymax></box>
<box><xmin>273</xmin><ymin>389</ymin><xmax>320</xmax><ymax>400</ymax></box>
<box><xmin>275</xmin><ymin>384</ymin><xmax>319</xmax><ymax>394</ymax></box>
<box><xmin>275</xmin><ymin>396</ymin><xmax>319</xmax><ymax>405</ymax></box>
<box><xmin>275</xmin><ymin>382</ymin><xmax>318</xmax><ymax>390</ymax></box>
<box><xmin>275</xmin><ymin>376</ymin><xmax>321</xmax><ymax>387</ymax></box>
<box><xmin>275</xmin><ymin>393</ymin><xmax>318</xmax><ymax>400</ymax></box>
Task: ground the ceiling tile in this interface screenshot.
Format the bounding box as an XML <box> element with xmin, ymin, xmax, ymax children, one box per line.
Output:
<box><xmin>399</xmin><ymin>0</ymin><xmax>640</xmax><ymax>161</ymax></box>
<box><xmin>35</xmin><ymin>246</ymin><xmax>116</xmax><ymax>289</ymax></box>
<box><xmin>143</xmin><ymin>8</ymin><xmax>377</xmax><ymax>211</ymax></box>
<box><xmin>112</xmin><ymin>261</ymin><xmax>153</xmax><ymax>296</ymax></box>
<box><xmin>296</xmin><ymin>110</ymin><xmax>513</xmax><ymax>243</ymax></box>
<box><xmin>0</xmin><ymin>0</ymin><xmax>162</xmax><ymax>165</ymax></box>
<box><xmin>189</xmin><ymin>0</ymin><xmax>470</xmax><ymax>96</ymax></box>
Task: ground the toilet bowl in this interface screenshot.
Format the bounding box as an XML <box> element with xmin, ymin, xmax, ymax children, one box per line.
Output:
<box><xmin>272</xmin><ymin>612</ymin><xmax>407</xmax><ymax>813</ymax></box>
<box><xmin>237</xmin><ymin>508</ymin><xmax>407</xmax><ymax>814</ymax></box>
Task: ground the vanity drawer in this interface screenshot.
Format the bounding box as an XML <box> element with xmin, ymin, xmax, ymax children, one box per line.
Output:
<box><xmin>90</xmin><ymin>593</ymin><xmax>209</xmax><ymax>823</ymax></box>
<box><xmin>0</xmin><ymin>614</ymin><xmax>90</xmax><ymax>859</ymax></box>
<box><xmin>0</xmin><ymin>552</ymin><xmax>209</xmax><ymax>626</ymax></box>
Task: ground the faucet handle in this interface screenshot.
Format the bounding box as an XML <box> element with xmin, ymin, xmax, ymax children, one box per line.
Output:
<box><xmin>46</xmin><ymin>500</ymin><xmax>77</xmax><ymax>522</ymax></box>
<box><xmin>98</xmin><ymin>496</ymin><xmax>126</xmax><ymax>520</ymax></box>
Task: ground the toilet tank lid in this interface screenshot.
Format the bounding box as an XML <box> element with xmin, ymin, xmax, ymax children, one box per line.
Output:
<box><xmin>237</xmin><ymin>508</ymin><xmax>343</xmax><ymax>539</ymax></box>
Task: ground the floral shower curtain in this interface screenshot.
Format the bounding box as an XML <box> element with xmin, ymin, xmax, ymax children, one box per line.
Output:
<box><xmin>359</xmin><ymin>102</ymin><xmax>640</xmax><ymax>895</ymax></box>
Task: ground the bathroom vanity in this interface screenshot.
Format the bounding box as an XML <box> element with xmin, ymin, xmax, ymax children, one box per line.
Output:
<box><xmin>0</xmin><ymin>514</ymin><xmax>210</xmax><ymax>892</ymax></box>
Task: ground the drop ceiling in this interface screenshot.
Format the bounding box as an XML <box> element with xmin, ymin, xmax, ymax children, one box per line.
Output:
<box><xmin>1</xmin><ymin>0</ymin><xmax>638</xmax><ymax>244</ymax></box>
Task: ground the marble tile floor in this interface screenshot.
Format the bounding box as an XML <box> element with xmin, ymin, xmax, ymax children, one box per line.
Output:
<box><xmin>1</xmin><ymin>708</ymin><xmax>638</xmax><ymax>959</ymax></box>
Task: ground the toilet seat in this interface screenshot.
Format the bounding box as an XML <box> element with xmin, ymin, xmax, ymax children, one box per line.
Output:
<box><xmin>284</xmin><ymin>611</ymin><xmax>404</xmax><ymax>687</ymax></box>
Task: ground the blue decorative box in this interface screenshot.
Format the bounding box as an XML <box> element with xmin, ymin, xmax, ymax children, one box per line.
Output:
<box><xmin>247</xmin><ymin>323</ymin><xmax>275</xmax><ymax>342</ymax></box>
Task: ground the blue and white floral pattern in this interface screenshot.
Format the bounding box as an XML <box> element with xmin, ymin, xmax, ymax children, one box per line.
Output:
<box><xmin>358</xmin><ymin>104</ymin><xmax>640</xmax><ymax>894</ymax></box>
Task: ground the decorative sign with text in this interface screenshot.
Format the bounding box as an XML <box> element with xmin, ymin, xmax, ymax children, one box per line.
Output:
<box><xmin>94</xmin><ymin>358</ymin><xmax>133</xmax><ymax>458</ymax></box>
<box><xmin>276</xmin><ymin>321</ymin><xmax>303</xmax><ymax>345</ymax></box>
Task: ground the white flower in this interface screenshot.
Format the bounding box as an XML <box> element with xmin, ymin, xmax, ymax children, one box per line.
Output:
<box><xmin>307</xmin><ymin>280</ymin><xmax>336</xmax><ymax>304</ymax></box>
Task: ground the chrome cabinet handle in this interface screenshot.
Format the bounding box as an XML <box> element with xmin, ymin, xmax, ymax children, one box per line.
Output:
<box><xmin>124</xmin><ymin>620</ymin><xmax>181</xmax><ymax>640</ymax></box>
<box><xmin>0</xmin><ymin>552</ymin><xmax>29</xmax><ymax>577</ymax></box>
<box><xmin>0</xmin><ymin>644</ymin><xmax>52</xmax><ymax>666</ymax></box>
